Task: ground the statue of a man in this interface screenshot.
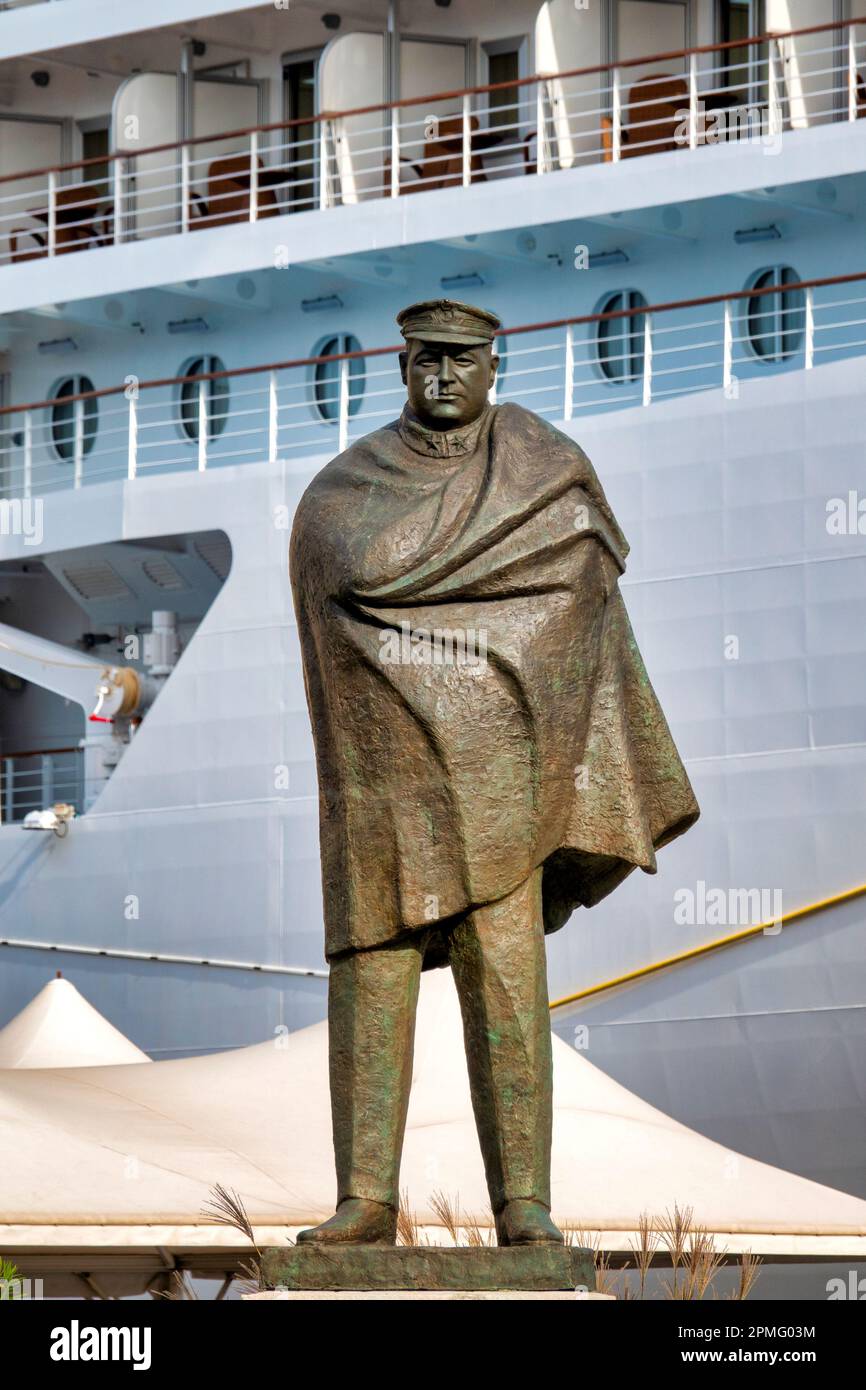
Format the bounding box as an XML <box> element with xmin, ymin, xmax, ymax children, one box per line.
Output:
<box><xmin>290</xmin><ymin>299</ymin><xmax>698</xmax><ymax>1247</ymax></box>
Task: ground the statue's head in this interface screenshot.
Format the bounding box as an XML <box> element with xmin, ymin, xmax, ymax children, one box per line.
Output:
<box><xmin>397</xmin><ymin>299</ymin><xmax>500</xmax><ymax>431</ymax></box>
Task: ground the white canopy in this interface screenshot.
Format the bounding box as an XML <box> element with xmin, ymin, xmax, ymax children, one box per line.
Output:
<box><xmin>2</xmin><ymin>967</ymin><xmax>865</xmax><ymax>1286</ymax></box>
<box><xmin>0</xmin><ymin>975</ymin><xmax>150</xmax><ymax>1069</ymax></box>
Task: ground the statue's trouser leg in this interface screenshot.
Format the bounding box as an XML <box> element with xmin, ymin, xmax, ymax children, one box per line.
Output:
<box><xmin>328</xmin><ymin>931</ymin><xmax>427</xmax><ymax>1210</ymax></box>
<box><xmin>448</xmin><ymin>868</ymin><xmax>553</xmax><ymax>1214</ymax></box>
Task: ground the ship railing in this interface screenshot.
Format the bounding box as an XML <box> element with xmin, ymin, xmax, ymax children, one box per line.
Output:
<box><xmin>0</xmin><ymin>745</ymin><xmax>95</xmax><ymax>825</ymax></box>
<box><xmin>0</xmin><ymin>17</ymin><xmax>864</xmax><ymax>265</ymax></box>
<box><xmin>0</xmin><ymin>270</ymin><xmax>865</xmax><ymax>498</ymax></box>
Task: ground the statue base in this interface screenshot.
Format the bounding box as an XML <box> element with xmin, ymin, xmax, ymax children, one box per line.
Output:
<box><xmin>259</xmin><ymin>1244</ymin><xmax>595</xmax><ymax>1294</ymax></box>
<box><xmin>246</xmin><ymin>1290</ymin><xmax>612</xmax><ymax>1300</ymax></box>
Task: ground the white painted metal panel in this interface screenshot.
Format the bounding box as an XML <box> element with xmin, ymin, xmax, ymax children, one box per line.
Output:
<box><xmin>535</xmin><ymin>0</ymin><xmax>605</xmax><ymax>169</ymax></box>
<box><xmin>113</xmin><ymin>74</ymin><xmax>180</xmax><ymax>239</ymax></box>
<box><xmin>617</xmin><ymin>0</ymin><xmax>688</xmax><ymax>73</ymax></box>
<box><xmin>191</xmin><ymin>81</ymin><xmax>262</xmax><ymax>223</ymax></box>
<box><xmin>0</xmin><ymin>119</ymin><xmax>62</xmax><ymax>182</ymax></box>
<box><xmin>319</xmin><ymin>32</ymin><xmax>385</xmax><ymax>205</ymax></box>
<box><xmin>2</xmin><ymin>118</ymin><xmax>865</xmax><ymax>314</ymax></box>
<box><xmin>0</xmin><ymin>120</ymin><xmax>63</xmax><ymax>264</ymax></box>
<box><xmin>398</xmin><ymin>38</ymin><xmax>467</xmax><ymax>168</ymax></box>
<box><xmin>767</xmin><ymin>0</ymin><xmax>837</xmax><ymax>128</ymax></box>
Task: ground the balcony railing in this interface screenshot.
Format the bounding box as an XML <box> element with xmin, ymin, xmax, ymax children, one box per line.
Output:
<box><xmin>0</xmin><ymin>270</ymin><xmax>864</xmax><ymax>500</ymax></box>
<box><xmin>0</xmin><ymin>746</ymin><xmax>86</xmax><ymax>824</ymax></box>
<box><xmin>0</xmin><ymin>17</ymin><xmax>864</xmax><ymax>267</ymax></box>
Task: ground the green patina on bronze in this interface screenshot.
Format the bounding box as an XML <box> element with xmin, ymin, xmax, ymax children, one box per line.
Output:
<box><xmin>287</xmin><ymin>298</ymin><xmax>699</xmax><ymax>1257</ymax></box>
<box><xmin>262</xmin><ymin>1244</ymin><xmax>597</xmax><ymax>1293</ymax></box>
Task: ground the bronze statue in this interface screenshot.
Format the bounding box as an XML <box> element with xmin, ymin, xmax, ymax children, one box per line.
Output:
<box><xmin>289</xmin><ymin>299</ymin><xmax>698</xmax><ymax>1247</ymax></box>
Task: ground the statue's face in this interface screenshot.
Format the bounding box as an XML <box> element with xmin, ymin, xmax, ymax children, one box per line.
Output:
<box><xmin>400</xmin><ymin>338</ymin><xmax>499</xmax><ymax>431</ymax></box>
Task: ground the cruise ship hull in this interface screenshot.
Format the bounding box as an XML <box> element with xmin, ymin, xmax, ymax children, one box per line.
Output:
<box><xmin>2</xmin><ymin>351</ymin><xmax>864</xmax><ymax>1199</ymax></box>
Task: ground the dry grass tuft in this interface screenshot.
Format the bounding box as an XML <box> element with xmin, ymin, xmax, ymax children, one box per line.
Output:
<box><xmin>206</xmin><ymin>1184</ymin><xmax>764</xmax><ymax>1299</ymax></box>
<box><xmin>399</xmin><ymin>1190</ymin><xmax>495</xmax><ymax>1246</ymax></box>
<box><xmin>629</xmin><ymin>1211</ymin><xmax>661</xmax><ymax>1300</ymax></box>
<box><xmin>726</xmin><ymin>1249</ymin><xmax>762</xmax><ymax>1301</ymax></box>
<box><xmin>153</xmin><ymin>1269</ymin><xmax>199</xmax><ymax>1301</ymax></box>
<box><xmin>464</xmin><ymin>1210</ymin><xmax>496</xmax><ymax>1247</ymax></box>
<box><xmin>430</xmin><ymin>1190</ymin><xmax>462</xmax><ymax>1244</ymax></box>
<box><xmin>397</xmin><ymin>1189</ymin><xmax>424</xmax><ymax>1247</ymax></box>
<box><xmin>680</xmin><ymin>1225</ymin><xmax>727</xmax><ymax>1301</ymax></box>
<box><xmin>592</xmin><ymin>1204</ymin><xmax>760</xmax><ymax>1301</ymax></box>
<box><xmin>657</xmin><ymin>1202</ymin><xmax>692</xmax><ymax>1298</ymax></box>
<box><xmin>201</xmin><ymin>1183</ymin><xmax>260</xmax><ymax>1254</ymax></box>
<box><xmin>593</xmin><ymin>1249</ymin><xmax>618</xmax><ymax>1298</ymax></box>
<box><xmin>200</xmin><ymin>1183</ymin><xmax>263</xmax><ymax>1293</ymax></box>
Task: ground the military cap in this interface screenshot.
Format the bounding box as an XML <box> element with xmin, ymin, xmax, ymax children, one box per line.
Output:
<box><xmin>396</xmin><ymin>298</ymin><xmax>501</xmax><ymax>346</ymax></box>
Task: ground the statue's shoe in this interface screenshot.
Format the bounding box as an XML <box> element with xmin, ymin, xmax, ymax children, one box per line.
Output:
<box><xmin>296</xmin><ymin>1198</ymin><xmax>398</xmax><ymax>1246</ymax></box>
<box><xmin>496</xmin><ymin>1200</ymin><xmax>565</xmax><ymax>1247</ymax></box>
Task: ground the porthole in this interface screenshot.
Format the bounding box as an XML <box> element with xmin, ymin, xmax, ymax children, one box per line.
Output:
<box><xmin>178</xmin><ymin>355</ymin><xmax>229</xmax><ymax>442</ymax></box>
<box><xmin>746</xmin><ymin>267</ymin><xmax>805</xmax><ymax>362</ymax></box>
<box><xmin>313</xmin><ymin>334</ymin><xmax>365</xmax><ymax>423</ymax></box>
<box><xmin>597</xmin><ymin>290</ymin><xmax>648</xmax><ymax>383</ymax></box>
<box><xmin>49</xmin><ymin>375</ymin><xmax>98</xmax><ymax>462</ymax></box>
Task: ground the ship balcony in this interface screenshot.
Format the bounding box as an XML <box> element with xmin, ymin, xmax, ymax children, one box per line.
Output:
<box><xmin>1</xmin><ymin>268</ymin><xmax>864</xmax><ymax>504</ymax></box>
<box><xmin>1</xmin><ymin>17</ymin><xmax>865</xmax><ymax>311</ymax></box>
<box><xmin>0</xmin><ymin>744</ymin><xmax>95</xmax><ymax>825</ymax></box>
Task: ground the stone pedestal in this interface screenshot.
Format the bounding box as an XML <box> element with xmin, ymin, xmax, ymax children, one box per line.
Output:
<box><xmin>247</xmin><ymin>1289</ymin><xmax>612</xmax><ymax>1301</ymax></box>
<box><xmin>258</xmin><ymin>1244</ymin><xmax>596</xmax><ymax>1296</ymax></box>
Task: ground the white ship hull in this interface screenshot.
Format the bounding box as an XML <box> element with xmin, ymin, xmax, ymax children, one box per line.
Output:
<box><xmin>1</xmin><ymin>351</ymin><xmax>864</xmax><ymax>1199</ymax></box>
<box><xmin>0</xmin><ymin>0</ymin><xmax>864</xmax><ymax>1233</ymax></box>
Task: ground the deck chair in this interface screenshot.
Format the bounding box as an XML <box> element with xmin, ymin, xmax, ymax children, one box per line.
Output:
<box><xmin>623</xmin><ymin>74</ymin><xmax>688</xmax><ymax>157</ymax></box>
<box><xmin>197</xmin><ymin>154</ymin><xmax>280</xmax><ymax>228</ymax></box>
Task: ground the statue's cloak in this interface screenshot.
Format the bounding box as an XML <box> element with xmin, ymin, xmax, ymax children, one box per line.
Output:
<box><xmin>290</xmin><ymin>402</ymin><xmax>698</xmax><ymax>964</ymax></box>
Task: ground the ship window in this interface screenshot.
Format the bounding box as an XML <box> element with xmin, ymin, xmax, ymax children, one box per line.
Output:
<box><xmin>313</xmin><ymin>334</ymin><xmax>365</xmax><ymax>423</ymax></box>
<box><xmin>178</xmin><ymin>356</ymin><xmax>229</xmax><ymax>442</ymax></box>
<box><xmin>597</xmin><ymin>290</ymin><xmax>647</xmax><ymax>383</ymax></box>
<box><xmin>50</xmin><ymin>376</ymin><xmax>98</xmax><ymax>463</ymax></box>
<box><xmin>80</xmin><ymin>123</ymin><xmax>110</xmax><ymax>201</ymax></box>
<box><xmin>484</xmin><ymin>41</ymin><xmax>523</xmax><ymax>134</ymax></box>
<box><xmin>719</xmin><ymin>1</ymin><xmax>760</xmax><ymax>90</ymax></box>
<box><xmin>747</xmin><ymin>267</ymin><xmax>805</xmax><ymax>362</ymax></box>
<box><xmin>283</xmin><ymin>53</ymin><xmax>319</xmax><ymax>210</ymax></box>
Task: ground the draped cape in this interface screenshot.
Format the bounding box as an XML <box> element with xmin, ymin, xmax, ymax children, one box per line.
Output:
<box><xmin>290</xmin><ymin>402</ymin><xmax>699</xmax><ymax>963</ymax></box>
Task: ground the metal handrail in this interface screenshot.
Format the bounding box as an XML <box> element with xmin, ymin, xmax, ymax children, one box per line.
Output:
<box><xmin>549</xmin><ymin>882</ymin><xmax>866</xmax><ymax>1009</ymax></box>
<box><xmin>1</xmin><ymin>269</ymin><xmax>864</xmax><ymax>493</ymax></box>
<box><xmin>0</xmin><ymin>745</ymin><xmax>80</xmax><ymax>760</ymax></box>
<box><xmin>0</xmin><ymin>744</ymin><xmax>85</xmax><ymax>824</ymax></box>
<box><xmin>1</xmin><ymin>269</ymin><xmax>863</xmax><ymax>418</ymax></box>
<box><xmin>0</xmin><ymin>13</ymin><xmax>863</xmax><ymax>185</ymax></box>
<box><xmin>0</xmin><ymin>18</ymin><xmax>860</xmax><ymax>264</ymax></box>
